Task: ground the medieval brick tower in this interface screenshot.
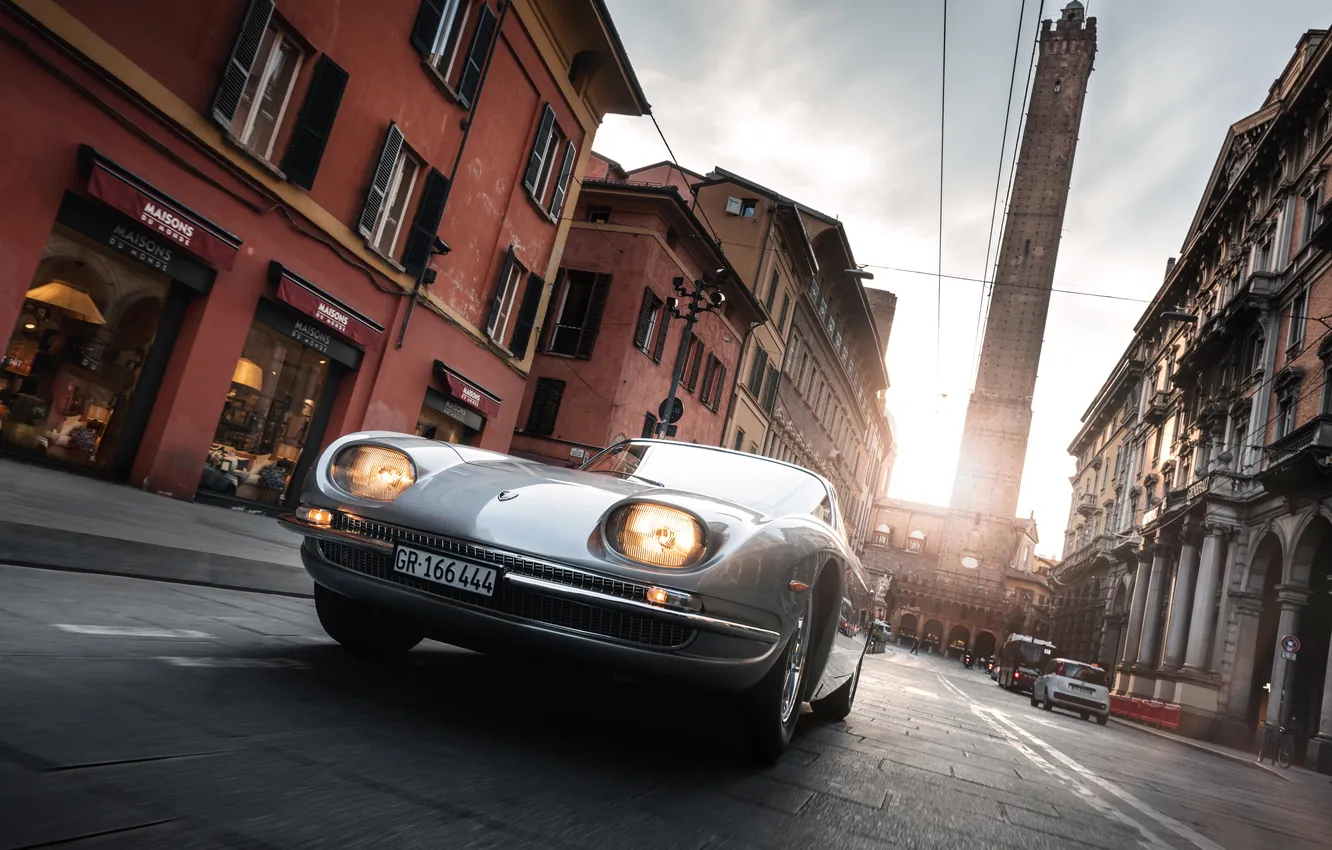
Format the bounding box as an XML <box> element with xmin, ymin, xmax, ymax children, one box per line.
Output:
<box><xmin>940</xmin><ymin>2</ymin><xmax>1096</xmax><ymax>588</ymax></box>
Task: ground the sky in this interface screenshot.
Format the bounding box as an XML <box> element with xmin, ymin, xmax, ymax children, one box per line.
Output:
<box><xmin>595</xmin><ymin>0</ymin><xmax>1330</xmax><ymax>558</ymax></box>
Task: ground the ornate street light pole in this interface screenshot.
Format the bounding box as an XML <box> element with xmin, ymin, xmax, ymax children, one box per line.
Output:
<box><xmin>656</xmin><ymin>271</ymin><xmax>727</xmax><ymax>438</ymax></box>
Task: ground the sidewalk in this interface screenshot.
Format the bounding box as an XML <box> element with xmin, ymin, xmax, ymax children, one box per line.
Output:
<box><xmin>0</xmin><ymin>458</ymin><xmax>310</xmax><ymax>596</ymax></box>
<box><xmin>1110</xmin><ymin>715</ymin><xmax>1332</xmax><ymax>790</ymax></box>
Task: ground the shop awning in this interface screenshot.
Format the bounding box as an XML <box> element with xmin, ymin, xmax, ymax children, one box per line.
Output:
<box><xmin>432</xmin><ymin>361</ymin><xmax>500</xmax><ymax>418</ymax></box>
<box><xmin>270</xmin><ymin>262</ymin><xmax>383</xmax><ymax>349</ymax></box>
<box><xmin>78</xmin><ymin>146</ymin><xmax>241</xmax><ymax>271</ymax></box>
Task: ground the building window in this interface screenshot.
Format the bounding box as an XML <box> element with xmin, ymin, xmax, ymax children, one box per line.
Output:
<box><xmin>733</xmin><ymin>428</ymin><xmax>745</xmax><ymax>451</ymax></box>
<box><xmin>760</xmin><ymin>364</ymin><xmax>779</xmax><ymax>414</ymax></box>
<box><xmin>632</xmin><ymin>288</ymin><xmax>669</xmax><ymax>362</ymax></box>
<box><xmin>587</xmin><ymin>206</ymin><xmax>611</xmax><ymax>223</ymax></box>
<box><xmin>1287</xmin><ymin>288</ymin><xmax>1308</xmax><ymax>353</ymax></box>
<box><xmin>765</xmin><ymin>270</ymin><xmax>779</xmax><ymax>312</ymax></box>
<box><xmin>425</xmin><ymin>0</ymin><xmax>477</xmax><ymax>87</ymax></box>
<box><xmin>907</xmin><ymin>530</ymin><xmax>925</xmax><ymax>553</ymax></box>
<box><xmin>546</xmin><ymin>270</ymin><xmax>611</xmax><ymax>359</ymax></box>
<box><xmin>1301</xmin><ymin>189</ymin><xmax>1322</xmax><ymax>247</ymax></box>
<box><xmin>1276</xmin><ymin>394</ymin><xmax>1296</xmax><ymax>440</ymax></box>
<box><xmin>369</xmin><ymin>147</ymin><xmax>423</xmax><ymax>261</ymax></box>
<box><xmin>522</xmin><ymin>104</ymin><xmax>576</xmax><ymax>221</ymax></box>
<box><xmin>700</xmin><ymin>354</ymin><xmax>726</xmax><ymax>412</ymax></box>
<box><xmin>228</xmin><ymin>18</ymin><xmax>303</xmax><ymax>162</ymax></box>
<box><xmin>485</xmin><ymin>247</ymin><xmax>543</xmax><ymax>357</ymax></box>
<box><xmin>776</xmin><ymin>292</ymin><xmax>790</xmax><ymax>334</ymax></box>
<box><xmin>683</xmin><ymin>335</ymin><xmax>704</xmax><ymax>392</ymax></box>
<box><xmin>747</xmin><ymin>346</ymin><xmax>768</xmax><ymax>397</ymax></box>
<box><xmin>741</xmin><ymin>199</ymin><xmax>758</xmax><ymax>217</ymax></box>
<box><xmin>523</xmin><ymin>377</ymin><xmax>565</xmax><ymax>436</ymax></box>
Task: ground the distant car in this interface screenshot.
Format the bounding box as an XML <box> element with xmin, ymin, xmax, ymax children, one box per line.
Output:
<box><xmin>1030</xmin><ymin>658</ymin><xmax>1110</xmax><ymax>724</ymax></box>
<box><xmin>281</xmin><ymin>435</ymin><xmax>870</xmax><ymax>763</ymax></box>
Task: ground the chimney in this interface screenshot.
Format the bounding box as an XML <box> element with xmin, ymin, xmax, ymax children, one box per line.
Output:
<box><xmin>1164</xmin><ymin>257</ymin><xmax>1176</xmax><ymax>281</ymax></box>
<box><xmin>864</xmin><ymin>288</ymin><xmax>898</xmax><ymax>358</ymax></box>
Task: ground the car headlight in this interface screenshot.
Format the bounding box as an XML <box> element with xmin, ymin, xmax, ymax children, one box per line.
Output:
<box><xmin>605</xmin><ymin>503</ymin><xmax>706</xmax><ymax>568</ymax></box>
<box><xmin>330</xmin><ymin>445</ymin><xmax>416</xmax><ymax>501</ymax></box>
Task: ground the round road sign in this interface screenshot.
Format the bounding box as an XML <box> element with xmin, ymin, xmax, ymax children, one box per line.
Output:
<box><xmin>658</xmin><ymin>397</ymin><xmax>684</xmax><ymax>424</ymax></box>
<box><xmin>1281</xmin><ymin>635</ymin><xmax>1300</xmax><ymax>654</ymax></box>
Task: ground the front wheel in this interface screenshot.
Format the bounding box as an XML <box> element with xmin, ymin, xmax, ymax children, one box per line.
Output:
<box><xmin>1277</xmin><ymin>736</ymin><xmax>1295</xmax><ymax>769</ymax></box>
<box><xmin>1096</xmin><ymin>713</ymin><xmax>1109</xmax><ymax>726</ymax></box>
<box><xmin>744</xmin><ymin>592</ymin><xmax>814</xmax><ymax>765</ymax></box>
<box><xmin>314</xmin><ymin>583</ymin><xmax>423</xmax><ymax>659</ymax></box>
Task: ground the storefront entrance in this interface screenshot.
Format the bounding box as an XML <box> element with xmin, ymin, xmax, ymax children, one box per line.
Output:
<box><xmin>418</xmin><ymin>360</ymin><xmax>498</xmax><ymax>445</ymax></box>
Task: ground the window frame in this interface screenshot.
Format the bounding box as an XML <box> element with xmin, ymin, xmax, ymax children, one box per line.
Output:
<box><xmin>368</xmin><ymin>146</ymin><xmax>424</xmax><ymax>262</ymax></box>
<box><xmin>427</xmin><ymin>0</ymin><xmax>474</xmax><ymax>85</ymax></box>
<box><xmin>488</xmin><ymin>254</ymin><xmax>528</xmax><ymax>350</ymax></box>
<box><xmin>1287</xmin><ymin>288</ymin><xmax>1308</xmax><ymax>353</ymax></box>
<box><xmin>546</xmin><ymin>269</ymin><xmax>597</xmax><ymax>357</ymax></box>
<box><xmin>231</xmin><ymin>18</ymin><xmax>304</xmax><ymax>162</ymax></box>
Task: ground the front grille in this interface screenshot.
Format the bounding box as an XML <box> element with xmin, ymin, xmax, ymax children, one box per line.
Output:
<box><xmin>317</xmin><ymin>539</ymin><xmax>694</xmax><ymax>649</ymax></box>
<box><xmin>332</xmin><ymin>514</ymin><xmax>648</xmax><ymax>600</ymax></box>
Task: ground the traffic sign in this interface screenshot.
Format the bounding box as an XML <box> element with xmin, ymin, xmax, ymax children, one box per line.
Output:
<box><xmin>1281</xmin><ymin>635</ymin><xmax>1301</xmax><ymax>654</ymax></box>
<box><xmin>658</xmin><ymin>397</ymin><xmax>684</xmax><ymax>424</ymax></box>
<box><xmin>1282</xmin><ymin>651</ymin><xmax>1297</xmax><ymax>661</ymax></box>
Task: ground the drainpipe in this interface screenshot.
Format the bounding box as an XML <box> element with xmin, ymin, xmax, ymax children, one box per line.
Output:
<box><xmin>396</xmin><ymin>0</ymin><xmax>512</xmax><ymax>348</ymax></box>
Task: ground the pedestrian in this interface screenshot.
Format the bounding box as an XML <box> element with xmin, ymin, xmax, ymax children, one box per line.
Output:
<box><xmin>910</xmin><ymin>636</ymin><xmax>920</xmax><ymax>655</ymax></box>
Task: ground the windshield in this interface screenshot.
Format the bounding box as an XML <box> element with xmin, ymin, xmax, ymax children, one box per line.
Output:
<box><xmin>1018</xmin><ymin>642</ymin><xmax>1053</xmax><ymax>667</ymax></box>
<box><xmin>582</xmin><ymin>441</ymin><xmax>830</xmax><ymax>518</ymax></box>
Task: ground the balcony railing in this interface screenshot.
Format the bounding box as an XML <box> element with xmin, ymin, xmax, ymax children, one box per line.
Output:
<box><xmin>1075</xmin><ymin>493</ymin><xmax>1097</xmax><ymax>517</ymax></box>
<box><xmin>1144</xmin><ymin>391</ymin><xmax>1172</xmax><ymax>424</ymax></box>
<box><xmin>1264</xmin><ymin>414</ymin><xmax>1332</xmax><ymax>467</ymax></box>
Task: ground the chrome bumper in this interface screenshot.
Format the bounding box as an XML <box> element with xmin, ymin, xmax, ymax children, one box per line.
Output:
<box><xmin>278</xmin><ymin>513</ymin><xmax>780</xmax><ymax>646</ymax></box>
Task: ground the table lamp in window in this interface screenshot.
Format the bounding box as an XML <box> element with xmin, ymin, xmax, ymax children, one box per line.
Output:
<box><xmin>25</xmin><ymin>261</ymin><xmax>106</xmax><ymax>325</ymax></box>
<box><xmin>232</xmin><ymin>357</ymin><xmax>263</xmax><ymax>391</ymax></box>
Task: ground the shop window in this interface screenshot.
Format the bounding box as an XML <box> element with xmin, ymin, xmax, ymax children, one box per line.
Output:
<box><xmin>229</xmin><ymin>17</ymin><xmax>304</xmax><ymax>161</ymax></box>
<box><xmin>202</xmin><ymin>321</ymin><xmax>329</xmax><ymax>505</ymax></box>
<box><xmin>523</xmin><ymin>377</ymin><xmax>565</xmax><ymax>436</ymax></box>
<box><xmin>1</xmin><ymin>228</ymin><xmax>170</xmax><ymax>473</ymax></box>
<box><xmin>546</xmin><ymin>270</ymin><xmax>611</xmax><ymax>359</ymax></box>
<box><xmin>413</xmin><ymin>0</ymin><xmax>496</xmax><ymax>106</ymax></box>
<box><xmin>523</xmin><ymin>104</ymin><xmax>577</xmax><ymax>221</ymax></box>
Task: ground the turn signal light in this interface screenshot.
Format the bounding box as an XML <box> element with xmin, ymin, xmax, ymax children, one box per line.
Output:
<box><xmin>646</xmin><ymin>587</ymin><xmax>669</xmax><ymax>605</ymax></box>
<box><xmin>296</xmin><ymin>505</ymin><xmax>333</xmax><ymax>527</ymax></box>
<box><xmin>643</xmin><ymin>585</ymin><xmax>699</xmax><ymax>611</ymax></box>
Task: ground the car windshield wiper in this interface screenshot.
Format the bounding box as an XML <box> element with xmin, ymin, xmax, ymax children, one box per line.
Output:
<box><xmin>599</xmin><ymin>470</ymin><xmax>664</xmax><ymax>487</ymax></box>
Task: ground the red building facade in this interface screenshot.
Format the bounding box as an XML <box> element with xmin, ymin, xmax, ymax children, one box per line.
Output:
<box><xmin>0</xmin><ymin>0</ymin><xmax>645</xmax><ymax>507</ymax></box>
<box><xmin>511</xmin><ymin>156</ymin><xmax>763</xmax><ymax>465</ymax></box>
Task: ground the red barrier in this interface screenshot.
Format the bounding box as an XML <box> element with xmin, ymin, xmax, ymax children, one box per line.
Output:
<box><xmin>1159</xmin><ymin>703</ymin><xmax>1181</xmax><ymax>731</ymax></box>
<box><xmin>1142</xmin><ymin>699</ymin><xmax>1165</xmax><ymax>727</ymax></box>
<box><xmin>1124</xmin><ymin>697</ymin><xmax>1144</xmax><ymax>722</ymax></box>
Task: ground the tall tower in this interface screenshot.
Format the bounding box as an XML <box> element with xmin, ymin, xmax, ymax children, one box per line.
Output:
<box><xmin>941</xmin><ymin>3</ymin><xmax>1096</xmax><ymax>582</ymax></box>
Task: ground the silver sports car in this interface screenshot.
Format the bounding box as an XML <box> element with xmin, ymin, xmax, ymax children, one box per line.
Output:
<box><xmin>279</xmin><ymin>433</ymin><xmax>870</xmax><ymax>762</ymax></box>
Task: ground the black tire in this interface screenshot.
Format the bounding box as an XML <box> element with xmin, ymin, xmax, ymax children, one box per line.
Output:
<box><xmin>1096</xmin><ymin>713</ymin><xmax>1108</xmax><ymax>726</ymax></box>
<box><xmin>1042</xmin><ymin>692</ymin><xmax>1054</xmax><ymax>712</ymax></box>
<box><xmin>1030</xmin><ymin>692</ymin><xmax>1039</xmax><ymax>708</ymax></box>
<box><xmin>1079</xmin><ymin>711</ymin><xmax>1089</xmax><ymax>721</ymax></box>
<box><xmin>745</xmin><ymin>592</ymin><xmax>814</xmax><ymax>765</ymax></box>
<box><xmin>315</xmin><ymin>583</ymin><xmax>423</xmax><ymax>659</ymax></box>
<box><xmin>1277</xmin><ymin>736</ymin><xmax>1295</xmax><ymax>769</ymax></box>
<box><xmin>811</xmin><ymin>659</ymin><xmax>861</xmax><ymax>721</ymax></box>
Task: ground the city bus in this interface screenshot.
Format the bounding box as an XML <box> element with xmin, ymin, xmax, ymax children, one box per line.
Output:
<box><xmin>997</xmin><ymin>634</ymin><xmax>1057</xmax><ymax>693</ymax></box>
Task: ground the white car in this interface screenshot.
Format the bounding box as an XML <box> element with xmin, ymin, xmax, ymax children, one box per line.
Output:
<box><xmin>1030</xmin><ymin>658</ymin><xmax>1110</xmax><ymax>725</ymax></box>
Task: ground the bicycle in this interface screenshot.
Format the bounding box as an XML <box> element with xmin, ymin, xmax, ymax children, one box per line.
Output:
<box><xmin>1256</xmin><ymin>722</ymin><xmax>1298</xmax><ymax>769</ymax></box>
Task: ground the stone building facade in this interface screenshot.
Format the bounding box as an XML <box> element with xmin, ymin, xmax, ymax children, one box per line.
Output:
<box><xmin>1054</xmin><ymin>28</ymin><xmax>1332</xmax><ymax>772</ymax></box>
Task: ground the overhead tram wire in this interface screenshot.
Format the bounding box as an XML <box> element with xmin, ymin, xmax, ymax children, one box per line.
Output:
<box><xmin>971</xmin><ymin>0</ymin><xmax>1028</xmax><ymax>386</ymax></box>
<box><xmin>973</xmin><ymin>0</ymin><xmax>1047</xmax><ymax>389</ymax></box>
<box><xmin>935</xmin><ymin>0</ymin><xmax>948</xmax><ymax>403</ymax></box>
<box><xmin>855</xmin><ymin>263</ymin><xmax>1149</xmax><ymax>303</ymax></box>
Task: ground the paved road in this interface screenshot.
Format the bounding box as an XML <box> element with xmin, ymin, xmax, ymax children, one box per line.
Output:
<box><xmin>1</xmin><ymin>564</ymin><xmax>1329</xmax><ymax>849</ymax></box>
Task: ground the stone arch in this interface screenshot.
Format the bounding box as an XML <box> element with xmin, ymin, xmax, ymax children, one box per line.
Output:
<box><xmin>1110</xmin><ymin>576</ymin><xmax>1130</xmax><ymax>615</ymax></box>
<box><xmin>922</xmin><ymin>619</ymin><xmax>943</xmax><ymax>647</ymax></box>
<box><xmin>1246</xmin><ymin>530</ymin><xmax>1285</xmax><ymax>595</ymax></box>
<box><xmin>974</xmin><ymin>630</ymin><xmax>998</xmax><ymax>658</ymax></box>
<box><xmin>947</xmin><ymin>624</ymin><xmax>971</xmax><ymax>654</ymax></box>
<box><xmin>898</xmin><ymin>612</ymin><xmax>918</xmax><ymax>638</ymax></box>
<box><xmin>1244</xmin><ymin>531</ymin><xmax>1285</xmax><ymax>729</ymax></box>
<box><xmin>1287</xmin><ymin>511</ymin><xmax>1332</xmax><ymax>587</ymax></box>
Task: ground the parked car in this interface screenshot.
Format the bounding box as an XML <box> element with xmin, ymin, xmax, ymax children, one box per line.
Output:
<box><xmin>1030</xmin><ymin>658</ymin><xmax>1110</xmax><ymax>724</ymax></box>
<box><xmin>281</xmin><ymin>434</ymin><xmax>870</xmax><ymax>763</ymax></box>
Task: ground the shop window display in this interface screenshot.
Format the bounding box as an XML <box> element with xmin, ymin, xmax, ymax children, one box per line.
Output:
<box><xmin>201</xmin><ymin>321</ymin><xmax>328</xmax><ymax>504</ymax></box>
<box><xmin>0</xmin><ymin>226</ymin><xmax>168</xmax><ymax>472</ymax></box>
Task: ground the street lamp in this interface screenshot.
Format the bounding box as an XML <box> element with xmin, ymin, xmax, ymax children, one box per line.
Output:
<box><xmin>656</xmin><ymin>271</ymin><xmax>729</xmax><ymax>438</ymax></box>
<box><xmin>1159</xmin><ymin>306</ymin><xmax>1197</xmax><ymax>323</ymax></box>
<box><xmin>845</xmin><ymin>267</ymin><xmax>875</xmax><ymax>281</ymax></box>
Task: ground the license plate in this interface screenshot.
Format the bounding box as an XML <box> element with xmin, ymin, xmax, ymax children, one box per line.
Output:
<box><xmin>1071</xmin><ymin>684</ymin><xmax>1093</xmax><ymax>694</ymax></box>
<box><xmin>393</xmin><ymin>545</ymin><xmax>498</xmax><ymax>597</ymax></box>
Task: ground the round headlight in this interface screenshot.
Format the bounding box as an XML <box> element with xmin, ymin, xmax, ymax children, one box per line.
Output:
<box><xmin>330</xmin><ymin>445</ymin><xmax>416</xmax><ymax>501</ymax></box>
<box><xmin>605</xmin><ymin>504</ymin><xmax>706</xmax><ymax>568</ymax></box>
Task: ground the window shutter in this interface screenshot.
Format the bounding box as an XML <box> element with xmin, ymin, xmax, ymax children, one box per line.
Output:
<box><xmin>651</xmin><ymin>304</ymin><xmax>670</xmax><ymax>363</ymax></box>
<box><xmin>748</xmin><ymin>347</ymin><xmax>768</xmax><ymax>396</ymax></box>
<box><xmin>507</xmin><ymin>272</ymin><xmax>545</xmax><ymax>358</ymax></box>
<box><xmin>357</xmin><ymin>123</ymin><xmax>405</xmax><ymax>239</ymax></box>
<box><xmin>633</xmin><ymin>288</ymin><xmax>655</xmax><ymax>351</ymax></box>
<box><xmin>456</xmin><ymin>2</ymin><xmax>498</xmax><ymax>108</ymax></box>
<box><xmin>401</xmin><ymin>169</ymin><xmax>450</xmax><ymax>276</ymax></box>
<box><xmin>410</xmin><ymin>0</ymin><xmax>447</xmax><ymax>57</ymax></box>
<box><xmin>642</xmin><ymin>412</ymin><xmax>658</xmax><ymax>438</ymax></box>
<box><xmin>523</xmin><ymin>104</ymin><xmax>556</xmax><ymax>195</ymax></box>
<box><xmin>777</xmin><ymin>293</ymin><xmax>790</xmax><ymax>332</ymax></box>
<box><xmin>700</xmin><ymin>356</ymin><xmax>716</xmax><ymax>403</ymax></box>
<box><xmin>486</xmin><ymin>246</ymin><xmax>517</xmax><ymax>336</ymax></box>
<box><xmin>280</xmin><ymin>55</ymin><xmax>349</xmax><ymax>190</ymax></box>
<box><xmin>536</xmin><ymin>269</ymin><xmax>564</xmax><ymax>353</ymax></box>
<box><xmin>549</xmin><ymin>141</ymin><xmax>577</xmax><ymax>218</ymax></box>
<box><xmin>211</xmin><ymin>0</ymin><xmax>275</xmax><ymax>128</ymax></box>
<box><xmin>712</xmin><ymin>364</ymin><xmax>728</xmax><ymax>411</ymax></box>
<box><xmin>685</xmin><ymin>337</ymin><xmax>703</xmax><ymax>390</ymax></box>
<box><xmin>762</xmin><ymin>364</ymin><xmax>780</xmax><ymax>413</ymax></box>
<box><xmin>572</xmin><ymin>272</ymin><xmax>612</xmax><ymax>360</ymax></box>
<box><xmin>524</xmin><ymin>378</ymin><xmax>565</xmax><ymax>436</ymax></box>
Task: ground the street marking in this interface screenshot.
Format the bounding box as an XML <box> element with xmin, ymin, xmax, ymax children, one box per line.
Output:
<box><xmin>158</xmin><ymin>656</ymin><xmax>308</xmax><ymax>668</ymax></box>
<box><xmin>53</xmin><ymin>624</ymin><xmax>212</xmax><ymax>639</ymax></box>
<box><xmin>904</xmin><ymin>686</ymin><xmax>938</xmax><ymax>698</ymax></box>
<box><xmin>937</xmin><ymin>674</ymin><xmax>1224</xmax><ymax>850</ymax></box>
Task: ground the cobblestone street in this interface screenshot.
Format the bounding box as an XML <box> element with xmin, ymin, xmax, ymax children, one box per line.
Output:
<box><xmin>2</xmin><ymin>564</ymin><xmax>1329</xmax><ymax>849</ymax></box>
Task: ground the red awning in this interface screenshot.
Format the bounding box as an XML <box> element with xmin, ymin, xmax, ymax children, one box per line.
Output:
<box><xmin>272</xmin><ymin>264</ymin><xmax>382</xmax><ymax>349</ymax></box>
<box><xmin>433</xmin><ymin>361</ymin><xmax>500</xmax><ymax>418</ymax></box>
<box><xmin>81</xmin><ymin>148</ymin><xmax>240</xmax><ymax>271</ymax></box>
